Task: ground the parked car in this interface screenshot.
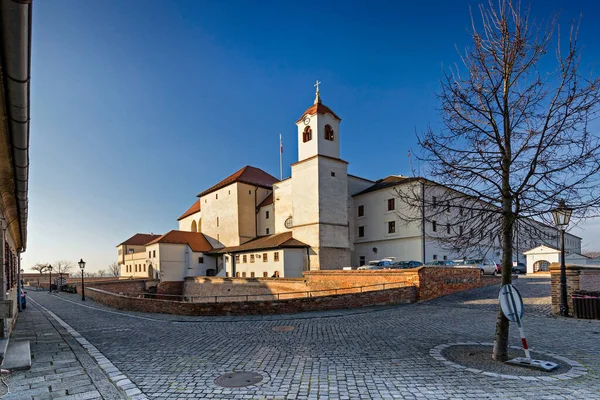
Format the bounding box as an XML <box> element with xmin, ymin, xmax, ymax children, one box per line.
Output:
<box><xmin>454</xmin><ymin>259</ymin><xmax>498</xmax><ymax>276</ymax></box>
<box><xmin>495</xmin><ymin>263</ymin><xmax>502</xmax><ymax>274</ymax></box>
<box><xmin>391</xmin><ymin>260</ymin><xmax>423</xmax><ymax>269</ymax></box>
<box><xmin>19</xmin><ymin>288</ymin><xmax>26</xmax><ymax>309</ymax></box>
<box><xmin>425</xmin><ymin>260</ymin><xmax>456</xmax><ymax>267</ymax></box>
<box><xmin>357</xmin><ymin>259</ymin><xmax>395</xmax><ymax>270</ymax></box>
<box><xmin>512</xmin><ymin>262</ymin><xmax>527</xmax><ymax>274</ymax></box>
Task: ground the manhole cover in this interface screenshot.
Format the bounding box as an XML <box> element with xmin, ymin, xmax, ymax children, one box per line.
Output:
<box><xmin>272</xmin><ymin>326</ymin><xmax>295</xmax><ymax>332</ymax></box>
<box><xmin>215</xmin><ymin>371</ymin><xmax>263</xmax><ymax>388</ymax></box>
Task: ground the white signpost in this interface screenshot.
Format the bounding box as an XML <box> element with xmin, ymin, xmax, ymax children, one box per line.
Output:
<box><xmin>498</xmin><ymin>284</ymin><xmax>558</xmax><ymax>371</ymax></box>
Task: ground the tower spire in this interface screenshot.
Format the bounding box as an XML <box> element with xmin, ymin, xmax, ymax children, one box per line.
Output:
<box><xmin>314</xmin><ymin>80</ymin><xmax>322</xmax><ymax>104</ymax></box>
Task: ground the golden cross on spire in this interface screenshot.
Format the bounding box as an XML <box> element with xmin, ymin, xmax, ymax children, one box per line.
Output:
<box><xmin>314</xmin><ymin>80</ymin><xmax>321</xmax><ymax>93</ymax></box>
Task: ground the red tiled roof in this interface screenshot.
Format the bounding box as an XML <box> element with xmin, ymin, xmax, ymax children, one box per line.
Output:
<box><xmin>177</xmin><ymin>200</ymin><xmax>201</xmax><ymax>221</ymax></box>
<box><xmin>146</xmin><ymin>230</ymin><xmax>213</xmax><ymax>252</ymax></box>
<box><xmin>117</xmin><ymin>233</ymin><xmax>162</xmax><ymax>247</ymax></box>
<box><xmin>296</xmin><ymin>102</ymin><xmax>341</xmax><ymax>123</ymax></box>
<box><xmin>257</xmin><ymin>193</ymin><xmax>273</xmax><ymax>208</ymax></box>
<box><xmin>197</xmin><ymin>166</ymin><xmax>279</xmax><ymax>198</ymax></box>
<box><xmin>208</xmin><ymin>232</ymin><xmax>308</xmax><ymax>254</ymax></box>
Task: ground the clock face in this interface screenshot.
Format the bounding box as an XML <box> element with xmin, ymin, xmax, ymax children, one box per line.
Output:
<box><xmin>284</xmin><ymin>217</ymin><xmax>293</xmax><ymax>229</ymax></box>
<box><xmin>303</xmin><ymin>117</ymin><xmax>310</xmax><ymax>125</ymax></box>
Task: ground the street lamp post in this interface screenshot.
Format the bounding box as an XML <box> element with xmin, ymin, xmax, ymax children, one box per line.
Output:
<box><xmin>552</xmin><ymin>199</ymin><xmax>573</xmax><ymax>317</ymax></box>
<box><xmin>47</xmin><ymin>265</ymin><xmax>52</xmax><ymax>293</ymax></box>
<box><xmin>78</xmin><ymin>259</ymin><xmax>86</xmax><ymax>301</ymax></box>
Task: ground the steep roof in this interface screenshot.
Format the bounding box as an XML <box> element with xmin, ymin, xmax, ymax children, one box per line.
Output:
<box><xmin>208</xmin><ymin>232</ymin><xmax>308</xmax><ymax>254</ymax></box>
<box><xmin>146</xmin><ymin>230</ymin><xmax>213</xmax><ymax>252</ymax></box>
<box><xmin>117</xmin><ymin>233</ymin><xmax>162</xmax><ymax>247</ymax></box>
<box><xmin>258</xmin><ymin>193</ymin><xmax>274</xmax><ymax>208</ymax></box>
<box><xmin>197</xmin><ymin>166</ymin><xmax>279</xmax><ymax>198</ymax></box>
<box><xmin>353</xmin><ymin>175</ymin><xmax>421</xmax><ymax>196</ymax></box>
<box><xmin>296</xmin><ymin>102</ymin><xmax>341</xmax><ymax>123</ymax></box>
<box><xmin>177</xmin><ymin>199</ymin><xmax>201</xmax><ymax>221</ymax></box>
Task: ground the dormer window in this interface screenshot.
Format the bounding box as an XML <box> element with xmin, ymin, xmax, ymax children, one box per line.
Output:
<box><xmin>303</xmin><ymin>126</ymin><xmax>312</xmax><ymax>142</ymax></box>
<box><xmin>325</xmin><ymin>125</ymin><xmax>334</xmax><ymax>141</ymax></box>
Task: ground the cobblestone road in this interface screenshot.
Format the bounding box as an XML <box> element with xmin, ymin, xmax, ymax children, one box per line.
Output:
<box><xmin>19</xmin><ymin>276</ymin><xmax>600</xmax><ymax>399</ymax></box>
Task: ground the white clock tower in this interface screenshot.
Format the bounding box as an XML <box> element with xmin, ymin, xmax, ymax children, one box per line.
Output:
<box><xmin>290</xmin><ymin>82</ymin><xmax>350</xmax><ymax>270</ymax></box>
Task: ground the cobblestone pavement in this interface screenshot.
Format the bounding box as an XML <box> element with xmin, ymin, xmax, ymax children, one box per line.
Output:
<box><xmin>4</xmin><ymin>292</ymin><xmax>126</xmax><ymax>399</ymax></box>
<box><xmin>17</xmin><ymin>277</ymin><xmax>600</xmax><ymax>399</ymax></box>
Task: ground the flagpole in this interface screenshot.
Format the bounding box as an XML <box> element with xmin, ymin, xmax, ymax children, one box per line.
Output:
<box><xmin>279</xmin><ymin>133</ymin><xmax>283</xmax><ymax>180</ymax></box>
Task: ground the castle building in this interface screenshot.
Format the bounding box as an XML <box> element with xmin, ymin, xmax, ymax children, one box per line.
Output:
<box><xmin>117</xmin><ymin>87</ymin><xmax>583</xmax><ymax>281</ymax></box>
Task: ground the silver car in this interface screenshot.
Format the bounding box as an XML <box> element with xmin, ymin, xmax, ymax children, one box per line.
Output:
<box><xmin>454</xmin><ymin>258</ymin><xmax>497</xmax><ymax>276</ymax></box>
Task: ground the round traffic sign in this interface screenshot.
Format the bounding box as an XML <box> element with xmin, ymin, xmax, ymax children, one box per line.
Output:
<box><xmin>498</xmin><ymin>284</ymin><xmax>524</xmax><ymax>322</ymax></box>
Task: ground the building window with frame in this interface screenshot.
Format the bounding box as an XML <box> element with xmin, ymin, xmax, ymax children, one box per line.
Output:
<box><xmin>263</xmin><ymin>253</ymin><xmax>268</xmax><ymax>262</ymax></box>
<box><xmin>266</xmin><ymin>210</ymin><xmax>269</xmax><ymax>219</ymax></box>
<box><xmin>388</xmin><ymin>221</ymin><xmax>395</xmax><ymax>234</ymax></box>
<box><xmin>447</xmin><ymin>223</ymin><xmax>451</xmax><ymax>234</ymax></box>
<box><xmin>432</xmin><ymin>221</ymin><xmax>437</xmax><ymax>232</ymax></box>
<box><xmin>250</xmin><ymin>254</ymin><xmax>255</xmax><ymax>263</ymax></box>
<box><xmin>331</xmin><ymin>171</ymin><xmax>335</xmax><ymax>177</ymax></box>
<box><xmin>358</xmin><ymin>226</ymin><xmax>365</xmax><ymax>238</ymax></box>
<box><xmin>358</xmin><ymin>205</ymin><xmax>364</xmax><ymax>217</ymax></box>
<box><xmin>274</xmin><ymin>252</ymin><xmax>280</xmax><ymax>262</ymax></box>
<box><xmin>459</xmin><ymin>226</ymin><xmax>463</xmax><ymax>235</ymax></box>
<box><xmin>359</xmin><ymin>256</ymin><xmax>366</xmax><ymax>266</ymax></box>
<box><xmin>243</xmin><ymin>255</ymin><xmax>247</xmax><ymax>263</ymax></box>
<box><xmin>266</xmin><ymin>228</ymin><xmax>270</xmax><ymax>235</ymax></box>
<box><xmin>443</xmin><ymin>255</ymin><xmax>448</xmax><ymax>260</ymax></box>
<box><xmin>263</xmin><ymin>271</ymin><xmax>268</xmax><ymax>277</ymax></box>
<box><xmin>387</xmin><ymin>198</ymin><xmax>395</xmax><ymax>211</ymax></box>
<box><xmin>303</xmin><ymin>126</ymin><xmax>312</xmax><ymax>142</ymax></box>
<box><xmin>433</xmin><ymin>254</ymin><xmax>438</xmax><ymax>260</ymax></box>
<box><xmin>433</xmin><ymin>196</ymin><xmax>437</xmax><ymax>208</ymax></box>
<box><xmin>153</xmin><ymin>250</ymin><xmax>156</xmax><ymax>258</ymax></box>
<box><xmin>148</xmin><ymin>251</ymin><xmax>151</xmax><ymax>258</ymax></box>
<box><xmin>235</xmin><ymin>255</ymin><xmax>240</xmax><ymax>263</ymax></box>
<box><xmin>198</xmin><ymin>257</ymin><xmax>204</xmax><ymax>263</ymax></box>
<box><xmin>325</xmin><ymin>124</ymin><xmax>334</xmax><ymax>141</ymax></box>
<box><xmin>236</xmin><ymin>272</ymin><xmax>240</xmax><ymax>277</ymax></box>
<box><xmin>143</xmin><ymin>265</ymin><xmax>146</xmax><ymax>272</ymax></box>
<box><xmin>242</xmin><ymin>272</ymin><xmax>246</xmax><ymax>277</ymax></box>
<box><xmin>251</xmin><ymin>272</ymin><xmax>255</xmax><ymax>278</ymax></box>
<box><xmin>217</xmin><ymin>217</ymin><xmax>219</xmax><ymax>227</ymax></box>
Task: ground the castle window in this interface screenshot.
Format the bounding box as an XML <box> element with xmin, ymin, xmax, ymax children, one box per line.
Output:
<box><xmin>388</xmin><ymin>221</ymin><xmax>396</xmax><ymax>234</ymax></box>
<box><xmin>359</xmin><ymin>256</ymin><xmax>366</xmax><ymax>266</ymax></box>
<box><xmin>242</xmin><ymin>272</ymin><xmax>246</xmax><ymax>277</ymax></box>
<box><xmin>274</xmin><ymin>252</ymin><xmax>280</xmax><ymax>262</ymax></box>
<box><xmin>263</xmin><ymin>253</ymin><xmax>268</xmax><ymax>262</ymax></box>
<box><xmin>153</xmin><ymin>250</ymin><xmax>156</xmax><ymax>258</ymax></box>
<box><xmin>432</xmin><ymin>221</ymin><xmax>437</xmax><ymax>232</ymax></box>
<box><xmin>358</xmin><ymin>226</ymin><xmax>365</xmax><ymax>237</ymax></box>
<box><xmin>263</xmin><ymin>271</ymin><xmax>268</xmax><ymax>277</ymax></box>
<box><xmin>266</xmin><ymin>228</ymin><xmax>270</xmax><ymax>234</ymax></box>
<box><xmin>331</xmin><ymin>171</ymin><xmax>335</xmax><ymax>177</ymax></box>
<box><xmin>199</xmin><ymin>257</ymin><xmax>204</xmax><ymax>264</ymax></box>
<box><xmin>387</xmin><ymin>198</ymin><xmax>395</xmax><ymax>211</ymax></box>
<box><xmin>303</xmin><ymin>126</ymin><xmax>312</xmax><ymax>142</ymax></box>
<box><xmin>251</xmin><ymin>272</ymin><xmax>255</xmax><ymax>278</ymax></box>
<box><xmin>250</xmin><ymin>254</ymin><xmax>255</xmax><ymax>263</ymax></box>
<box><xmin>217</xmin><ymin>217</ymin><xmax>219</xmax><ymax>227</ymax></box>
<box><xmin>243</xmin><ymin>255</ymin><xmax>247</xmax><ymax>263</ymax></box>
<box><xmin>266</xmin><ymin>211</ymin><xmax>269</xmax><ymax>219</ymax></box>
<box><xmin>235</xmin><ymin>255</ymin><xmax>240</xmax><ymax>263</ymax></box>
<box><xmin>325</xmin><ymin>124</ymin><xmax>334</xmax><ymax>141</ymax></box>
<box><xmin>358</xmin><ymin>205</ymin><xmax>364</xmax><ymax>217</ymax></box>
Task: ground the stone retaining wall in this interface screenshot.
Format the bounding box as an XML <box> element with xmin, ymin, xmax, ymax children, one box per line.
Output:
<box><xmin>182</xmin><ymin>277</ymin><xmax>306</xmax><ymax>300</ymax></box>
<box><xmin>85</xmin><ymin>285</ymin><xmax>417</xmax><ymax>316</ymax></box>
<box><xmin>549</xmin><ymin>263</ymin><xmax>600</xmax><ymax>316</ymax></box>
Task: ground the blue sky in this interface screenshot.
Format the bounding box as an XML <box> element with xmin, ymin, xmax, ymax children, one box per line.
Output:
<box><xmin>24</xmin><ymin>0</ymin><xmax>600</xmax><ymax>272</ymax></box>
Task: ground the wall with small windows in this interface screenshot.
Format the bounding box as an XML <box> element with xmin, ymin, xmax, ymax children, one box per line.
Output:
<box><xmin>257</xmin><ymin>203</ymin><xmax>275</xmax><ymax>236</ymax></box>
<box><xmin>225</xmin><ymin>248</ymin><xmax>306</xmax><ymax>278</ymax></box>
<box><xmin>273</xmin><ymin>179</ymin><xmax>293</xmax><ymax>234</ymax></box>
<box><xmin>237</xmin><ymin>183</ymin><xmax>271</xmax><ymax>244</ymax></box>
<box><xmin>200</xmin><ymin>183</ymin><xmax>241</xmax><ymax>248</ymax></box>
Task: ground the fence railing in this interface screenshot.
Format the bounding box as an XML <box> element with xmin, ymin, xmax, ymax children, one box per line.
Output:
<box><xmin>116</xmin><ymin>281</ymin><xmax>409</xmax><ymax>304</ymax></box>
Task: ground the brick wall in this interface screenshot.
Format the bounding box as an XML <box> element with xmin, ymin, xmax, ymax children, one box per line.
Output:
<box><xmin>182</xmin><ymin>277</ymin><xmax>307</xmax><ymax>300</ymax></box>
<box><xmin>549</xmin><ymin>263</ymin><xmax>600</xmax><ymax>316</ymax></box>
<box><xmin>85</xmin><ymin>285</ymin><xmax>417</xmax><ymax>316</ymax></box>
<box><xmin>416</xmin><ymin>267</ymin><xmax>495</xmax><ymax>301</ymax></box>
<box><xmin>303</xmin><ymin>270</ymin><xmax>420</xmax><ymax>291</ymax></box>
<box><xmin>157</xmin><ymin>281</ymin><xmax>184</xmax><ymax>296</ymax></box>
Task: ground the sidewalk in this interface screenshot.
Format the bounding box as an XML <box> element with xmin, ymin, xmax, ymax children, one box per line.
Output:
<box><xmin>3</xmin><ymin>290</ymin><xmax>126</xmax><ymax>400</ymax></box>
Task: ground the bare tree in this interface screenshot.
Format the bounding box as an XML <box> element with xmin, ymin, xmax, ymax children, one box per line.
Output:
<box><xmin>409</xmin><ymin>0</ymin><xmax>600</xmax><ymax>361</ymax></box>
<box><xmin>52</xmin><ymin>260</ymin><xmax>74</xmax><ymax>275</ymax></box>
<box><xmin>31</xmin><ymin>263</ymin><xmax>47</xmax><ymax>287</ymax></box>
<box><xmin>97</xmin><ymin>269</ymin><xmax>107</xmax><ymax>278</ymax></box>
<box><xmin>108</xmin><ymin>262</ymin><xmax>120</xmax><ymax>278</ymax></box>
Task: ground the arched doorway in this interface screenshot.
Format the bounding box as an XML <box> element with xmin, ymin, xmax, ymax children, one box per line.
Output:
<box><xmin>191</xmin><ymin>220</ymin><xmax>197</xmax><ymax>232</ymax></box>
<box><xmin>148</xmin><ymin>264</ymin><xmax>154</xmax><ymax>279</ymax></box>
<box><xmin>533</xmin><ymin>260</ymin><xmax>550</xmax><ymax>272</ymax></box>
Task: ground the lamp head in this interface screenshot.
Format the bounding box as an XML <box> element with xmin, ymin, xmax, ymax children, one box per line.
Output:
<box><xmin>78</xmin><ymin>258</ymin><xmax>86</xmax><ymax>270</ymax></box>
<box><xmin>552</xmin><ymin>200</ymin><xmax>573</xmax><ymax>229</ymax></box>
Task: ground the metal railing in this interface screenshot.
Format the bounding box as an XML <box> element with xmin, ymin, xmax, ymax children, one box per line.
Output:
<box><xmin>117</xmin><ymin>281</ymin><xmax>409</xmax><ymax>304</ymax></box>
